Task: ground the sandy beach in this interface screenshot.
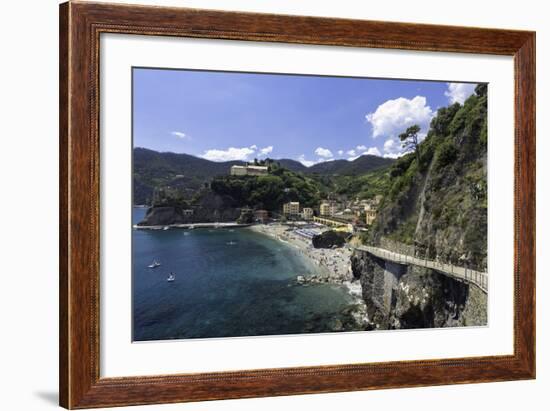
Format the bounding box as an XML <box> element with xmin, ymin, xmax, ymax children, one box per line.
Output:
<box><xmin>249</xmin><ymin>224</ymin><xmax>352</xmax><ymax>278</ymax></box>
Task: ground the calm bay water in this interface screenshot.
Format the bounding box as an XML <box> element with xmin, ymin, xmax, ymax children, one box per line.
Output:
<box><xmin>132</xmin><ymin>208</ymin><xmax>357</xmax><ymax>341</ymax></box>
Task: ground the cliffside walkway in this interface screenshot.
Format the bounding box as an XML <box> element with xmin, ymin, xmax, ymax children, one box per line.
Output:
<box><xmin>356</xmin><ymin>245</ymin><xmax>488</xmax><ymax>293</ymax></box>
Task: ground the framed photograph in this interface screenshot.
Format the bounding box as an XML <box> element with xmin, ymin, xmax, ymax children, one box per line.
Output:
<box><xmin>59</xmin><ymin>1</ymin><xmax>535</xmax><ymax>408</ymax></box>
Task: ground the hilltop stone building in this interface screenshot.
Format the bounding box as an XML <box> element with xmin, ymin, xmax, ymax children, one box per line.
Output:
<box><xmin>230</xmin><ymin>164</ymin><xmax>269</xmax><ymax>176</ymax></box>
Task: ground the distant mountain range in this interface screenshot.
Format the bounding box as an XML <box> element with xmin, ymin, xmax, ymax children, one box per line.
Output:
<box><xmin>133</xmin><ymin>147</ymin><xmax>394</xmax><ymax>204</ymax></box>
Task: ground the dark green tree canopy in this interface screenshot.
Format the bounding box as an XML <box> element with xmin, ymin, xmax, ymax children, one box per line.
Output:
<box><xmin>210</xmin><ymin>167</ymin><xmax>320</xmax><ymax>211</ymax></box>
<box><xmin>475</xmin><ymin>83</ymin><xmax>488</xmax><ymax>96</ymax></box>
<box><xmin>399</xmin><ymin>124</ymin><xmax>421</xmax><ymax>163</ymax></box>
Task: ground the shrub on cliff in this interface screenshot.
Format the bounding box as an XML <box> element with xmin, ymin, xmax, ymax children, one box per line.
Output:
<box><xmin>312</xmin><ymin>230</ymin><xmax>348</xmax><ymax>249</ymax></box>
<box><xmin>434</xmin><ymin>140</ymin><xmax>458</xmax><ymax>171</ymax></box>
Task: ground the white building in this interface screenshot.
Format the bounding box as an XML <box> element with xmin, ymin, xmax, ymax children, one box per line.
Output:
<box><xmin>230</xmin><ymin>164</ymin><xmax>269</xmax><ymax>176</ymax></box>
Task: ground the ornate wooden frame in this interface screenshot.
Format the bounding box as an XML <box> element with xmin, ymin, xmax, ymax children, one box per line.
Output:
<box><xmin>59</xmin><ymin>1</ymin><xmax>536</xmax><ymax>408</ymax></box>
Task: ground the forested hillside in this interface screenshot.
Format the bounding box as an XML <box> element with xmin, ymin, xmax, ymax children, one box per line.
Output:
<box><xmin>210</xmin><ymin>164</ymin><xmax>321</xmax><ymax>211</ymax></box>
<box><xmin>369</xmin><ymin>84</ymin><xmax>488</xmax><ymax>270</ymax></box>
<box><xmin>133</xmin><ymin>148</ymin><xmax>393</xmax><ymax>205</ymax></box>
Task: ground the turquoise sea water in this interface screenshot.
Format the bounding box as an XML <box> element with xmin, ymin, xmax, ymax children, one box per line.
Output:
<box><xmin>132</xmin><ymin>208</ymin><xmax>358</xmax><ymax>341</ymax></box>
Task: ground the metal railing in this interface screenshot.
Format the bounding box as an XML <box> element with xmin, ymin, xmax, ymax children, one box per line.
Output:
<box><xmin>356</xmin><ymin>245</ymin><xmax>488</xmax><ymax>293</ymax></box>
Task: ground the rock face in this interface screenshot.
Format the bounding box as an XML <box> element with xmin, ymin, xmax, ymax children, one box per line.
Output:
<box><xmin>351</xmin><ymin>250</ymin><xmax>487</xmax><ymax>330</ymax></box>
<box><xmin>138</xmin><ymin>206</ymin><xmax>187</xmax><ymax>226</ymax></box>
<box><xmin>137</xmin><ymin>192</ymin><xmax>243</xmax><ymax>226</ymax></box>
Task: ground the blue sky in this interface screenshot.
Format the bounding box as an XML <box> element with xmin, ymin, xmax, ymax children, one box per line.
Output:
<box><xmin>133</xmin><ymin>68</ymin><xmax>477</xmax><ymax>165</ymax></box>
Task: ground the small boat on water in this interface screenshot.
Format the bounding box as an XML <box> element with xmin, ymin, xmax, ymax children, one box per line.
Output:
<box><xmin>167</xmin><ymin>272</ymin><xmax>175</xmax><ymax>282</ymax></box>
<box><xmin>163</xmin><ymin>226</ymin><xmax>170</xmax><ymax>231</ymax></box>
<box><xmin>148</xmin><ymin>260</ymin><xmax>161</xmax><ymax>269</ymax></box>
<box><xmin>226</xmin><ymin>241</ymin><xmax>237</xmax><ymax>246</ymax></box>
<box><xmin>189</xmin><ymin>225</ymin><xmax>195</xmax><ymax>230</ymax></box>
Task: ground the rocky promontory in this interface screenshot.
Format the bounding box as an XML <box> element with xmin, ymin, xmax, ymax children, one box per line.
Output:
<box><xmin>137</xmin><ymin>191</ymin><xmax>243</xmax><ymax>226</ymax></box>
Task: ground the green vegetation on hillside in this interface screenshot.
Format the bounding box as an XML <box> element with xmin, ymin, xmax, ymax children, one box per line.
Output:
<box><xmin>133</xmin><ymin>148</ymin><xmax>244</xmax><ymax>204</ymax></box>
<box><xmin>369</xmin><ymin>84</ymin><xmax>488</xmax><ymax>269</ymax></box>
<box><xmin>133</xmin><ymin>148</ymin><xmax>394</xmax><ymax>205</ymax></box>
<box><xmin>312</xmin><ymin>167</ymin><xmax>392</xmax><ymax>201</ymax></box>
<box><xmin>307</xmin><ymin>155</ymin><xmax>393</xmax><ymax>176</ymax></box>
<box><xmin>210</xmin><ymin>165</ymin><xmax>320</xmax><ymax>211</ymax></box>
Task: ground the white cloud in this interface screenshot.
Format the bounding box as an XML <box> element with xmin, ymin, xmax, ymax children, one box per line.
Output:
<box><xmin>297</xmin><ymin>154</ymin><xmax>334</xmax><ymax>167</ymax></box>
<box><xmin>201</xmin><ymin>147</ymin><xmax>256</xmax><ymax>162</ymax></box>
<box><xmin>347</xmin><ymin>147</ymin><xmax>382</xmax><ymax>161</ymax></box>
<box><xmin>201</xmin><ymin>144</ymin><xmax>274</xmax><ymax>161</ymax></box>
<box><xmin>444</xmin><ymin>83</ymin><xmax>476</xmax><ymax>104</ymax></box>
<box><xmin>356</xmin><ymin>145</ymin><xmax>367</xmax><ymax>151</ymax></box>
<box><xmin>366</xmin><ymin>96</ymin><xmax>435</xmax><ymax>158</ymax></box>
<box><xmin>384</xmin><ymin>138</ymin><xmax>396</xmax><ymax>152</ymax></box>
<box><xmin>258</xmin><ymin>146</ymin><xmax>273</xmax><ymax>156</ymax></box>
<box><xmin>382</xmin><ymin>137</ymin><xmax>404</xmax><ymax>159</ymax></box>
<box><xmin>381</xmin><ymin>134</ymin><xmax>426</xmax><ymax>159</ymax></box>
<box><xmin>171</xmin><ymin>131</ymin><xmax>189</xmax><ymax>139</ymax></box>
<box><xmin>364</xmin><ymin>147</ymin><xmax>381</xmax><ymax>156</ymax></box>
<box><xmin>314</xmin><ymin>147</ymin><xmax>333</xmax><ymax>158</ymax></box>
<box><xmin>365</xmin><ymin>96</ymin><xmax>435</xmax><ymax>139</ymax></box>
<box><xmin>297</xmin><ymin>154</ymin><xmax>316</xmax><ymax>167</ymax></box>
<box><xmin>337</xmin><ymin>150</ymin><xmax>344</xmax><ymax>156</ymax></box>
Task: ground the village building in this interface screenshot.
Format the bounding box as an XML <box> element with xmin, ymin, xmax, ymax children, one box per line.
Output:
<box><xmin>320</xmin><ymin>201</ymin><xmax>339</xmax><ymax>217</ymax></box>
<box><xmin>230</xmin><ymin>164</ymin><xmax>269</xmax><ymax>176</ymax></box>
<box><xmin>254</xmin><ymin>209</ymin><xmax>269</xmax><ymax>223</ymax></box>
<box><xmin>342</xmin><ymin>208</ymin><xmax>354</xmax><ymax>216</ymax></box>
<box><xmin>312</xmin><ymin>216</ymin><xmax>354</xmax><ymax>233</ymax></box>
<box><xmin>364</xmin><ymin>203</ymin><xmax>377</xmax><ymax>225</ymax></box>
<box><xmin>283</xmin><ymin>201</ymin><xmax>300</xmax><ymax>217</ymax></box>
<box><xmin>302</xmin><ymin>207</ymin><xmax>314</xmax><ymax>220</ymax></box>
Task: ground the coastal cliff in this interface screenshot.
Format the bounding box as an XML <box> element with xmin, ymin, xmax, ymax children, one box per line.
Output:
<box><xmin>137</xmin><ymin>191</ymin><xmax>242</xmax><ymax>226</ymax></box>
<box><xmin>351</xmin><ymin>250</ymin><xmax>487</xmax><ymax>329</ymax></box>
<box><xmin>369</xmin><ymin>84</ymin><xmax>488</xmax><ymax>270</ymax></box>
<box><xmin>353</xmin><ymin>85</ymin><xmax>488</xmax><ymax>329</ymax></box>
